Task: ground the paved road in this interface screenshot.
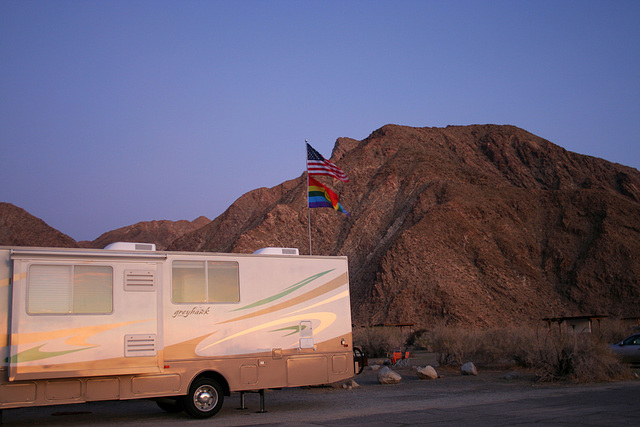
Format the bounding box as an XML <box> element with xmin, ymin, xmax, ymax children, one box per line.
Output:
<box><xmin>3</xmin><ymin>368</ymin><xmax>639</xmax><ymax>425</ymax></box>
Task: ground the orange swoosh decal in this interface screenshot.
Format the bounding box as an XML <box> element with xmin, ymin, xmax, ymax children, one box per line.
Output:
<box><xmin>14</xmin><ymin>319</ymin><xmax>152</xmax><ymax>347</ymax></box>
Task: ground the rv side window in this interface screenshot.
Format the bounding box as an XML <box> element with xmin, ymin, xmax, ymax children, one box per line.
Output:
<box><xmin>28</xmin><ymin>265</ymin><xmax>113</xmax><ymax>314</ymax></box>
<box><xmin>208</xmin><ymin>261</ymin><xmax>240</xmax><ymax>302</ymax></box>
<box><xmin>172</xmin><ymin>260</ymin><xmax>239</xmax><ymax>303</ymax></box>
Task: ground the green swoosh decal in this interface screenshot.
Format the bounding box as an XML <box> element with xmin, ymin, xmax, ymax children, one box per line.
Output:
<box><xmin>271</xmin><ymin>324</ymin><xmax>307</xmax><ymax>337</ymax></box>
<box><xmin>232</xmin><ymin>269</ymin><xmax>334</xmax><ymax>312</ymax></box>
<box><xmin>7</xmin><ymin>344</ymin><xmax>94</xmax><ymax>364</ymax></box>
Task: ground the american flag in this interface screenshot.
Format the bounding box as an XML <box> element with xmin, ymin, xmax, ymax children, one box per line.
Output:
<box><xmin>306</xmin><ymin>143</ymin><xmax>349</xmax><ymax>182</ymax></box>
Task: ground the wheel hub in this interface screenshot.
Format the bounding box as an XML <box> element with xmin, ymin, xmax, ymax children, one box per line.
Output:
<box><xmin>194</xmin><ymin>386</ymin><xmax>217</xmax><ymax>410</ymax></box>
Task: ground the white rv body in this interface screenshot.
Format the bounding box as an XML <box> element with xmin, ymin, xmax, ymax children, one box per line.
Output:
<box><xmin>0</xmin><ymin>245</ymin><xmax>353</xmax><ymax>417</ymax></box>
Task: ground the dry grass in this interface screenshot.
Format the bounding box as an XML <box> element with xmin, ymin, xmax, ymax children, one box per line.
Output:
<box><xmin>595</xmin><ymin>318</ymin><xmax>635</xmax><ymax>344</ymax></box>
<box><xmin>356</xmin><ymin>320</ymin><xmax>635</xmax><ymax>382</ymax></box>
<box><xmin>352</xmin><ymin>326</ymin><xmax>409</xmax><ymax>358</ymax></box>
<box><xmin>533</xmin><ymin>330</ymin><xmax>632</xmax><ymax>382</ymax></box>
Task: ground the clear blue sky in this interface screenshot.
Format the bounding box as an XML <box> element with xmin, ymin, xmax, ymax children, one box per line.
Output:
<box><xmin>1</xmin><ymin>0</ymin><xmax>639</xmax><ymax>241</ymax></box>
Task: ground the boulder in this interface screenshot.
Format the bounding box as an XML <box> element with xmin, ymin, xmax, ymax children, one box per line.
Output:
<box><xmin>344</xmin><ymin>380</ymin><xmax>359</xmax><ymax>389</ymax></box>
<box><xmin>417</xmin><ymin>365</ymin><xmax>438</xmax><ymax>380</ymax></box>
<box><xmin>377</xmin><ymin>366</ymin><xmax>402</xmax><ymax>384</ymax></box>
<box><xmin>332</xmin><ymin>379</ymin><xmax>360</xmax><ymax>389</ymax></box>
<box><xmin>461</xmin><ymin>362</ymin><xmax>478</xmax><ymax>376</ymax></box>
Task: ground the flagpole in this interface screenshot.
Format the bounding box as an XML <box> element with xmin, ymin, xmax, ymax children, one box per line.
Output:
<box><xmin>305</xmin><ymin>140</ymin><xmax>312</xmax><ymax>255</ymax></box>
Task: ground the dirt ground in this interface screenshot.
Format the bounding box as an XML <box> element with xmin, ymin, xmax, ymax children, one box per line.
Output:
<box><xmin>3</xmin><ymin>353</ymin><xmax>639</xmax><ymax>426</ymax></box>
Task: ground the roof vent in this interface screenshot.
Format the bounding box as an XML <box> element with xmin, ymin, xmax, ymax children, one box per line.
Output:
<box><xmin>253</xmin><ymin>247</ymin><xmax>299</xmax><ymax>256</ymax></box>
<box><xmin>104</xmin><ymin>242</ymin><xmax>157</xmax><ymax>251</ymax></box>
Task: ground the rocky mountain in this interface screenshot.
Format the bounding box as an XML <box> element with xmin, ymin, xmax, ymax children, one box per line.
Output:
<box><xmin>3</xmin><ymin>124</ymin><xmax>639</xmax><ymax>328</ymax></box>
<box><xmin>80</xmin><ymin>217</ymin><xmax>211</xmax><ymax>250</ymax></box>
<box><xmin>169</xmin><ymin>124</ymin><xmax>640</xmax><ymax>327</ymax></box>
<box><xmin>0</xmin><ymin>202</ymin><xmax>77</xmax><ymax>248</ymax></box>
<box><xmin>0</xmin><ymin>202</ymin><xmax>210</xmax><ymax>251</ymax></box>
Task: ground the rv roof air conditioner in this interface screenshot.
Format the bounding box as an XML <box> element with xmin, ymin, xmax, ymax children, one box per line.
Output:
<box><xmin>104</xmin><ymin>242</ymin><xmax>157</xmax><ymax>251</ymax></box>
<box><xmin>253</xmin><ymin>247</ymin><xmax>299</xmax><ymax>256</ymax></box>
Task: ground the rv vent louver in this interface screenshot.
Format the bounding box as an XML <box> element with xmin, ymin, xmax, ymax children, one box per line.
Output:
<box><xmin>124</xmin><ymin>270</ymin><xmax>156</xmax><ymax>292</ymax></box>
<box><xmin>104</xmin><ymin>242</ymin><xmax>157</xmax><ymax>251</ymax></box>
<box><xmin>253</xmin><ymin>247</ymin><xmax>300</xmax><ymax>255</ymax></box>
<box><xmin>124</xmin><ymin>334</ymin><xmax>157</xmax><ymax>357</ymax></box>
<box><xmin>134</xmin><ymin>243</ymin><xmax>155</xmax><ymax>251</ymax></box>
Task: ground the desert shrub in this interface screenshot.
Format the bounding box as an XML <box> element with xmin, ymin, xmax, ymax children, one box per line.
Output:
<box><xmin>415</xmin><ymin>325</ymin><xmax>481</xmax><ymax>365</ymax></box>
<box><xmin>535</xmin><ymin>331</ymin><xmax>632</xmax><ymax>382</ymax></box>
<box><xmin>406</xmin><ymin>329</ymin><xmax>428</xmax><ymax>346</ymax></box>
<box><xmin>474</xmin><ymin>326</ymin><xmax>540</xmax><ymax>367</ymax></box>
<box><xmin>352</xmin><ymin>326</ymin><xmax>407</xmax><ymax>358</ymax></box>
<box><xmin>597</xmin><ymin>318</ymin><xmax>636</xmax><ymax>344</ymax></box>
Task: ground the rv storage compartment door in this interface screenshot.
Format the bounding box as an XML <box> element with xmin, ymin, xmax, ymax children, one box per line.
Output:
<box><xmin>9</xmin><ymin>255</ymin><xmax>162</xmax><ymax>381</ymax></box>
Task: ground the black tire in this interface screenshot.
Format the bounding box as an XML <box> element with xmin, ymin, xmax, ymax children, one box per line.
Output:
<box><xmin>353</xmin><ymin>347</ymin><xmax>365</xmax><ymax>375</ymax></box>
<box><xmin>182</xmin><ymin>377</ymin><xmax>224</xmax><ymax>419</ymax></box>
<box><xmin>156</xmin><ymin>397</ymin><xmax>184</xmax><ymax>413</ymax></box>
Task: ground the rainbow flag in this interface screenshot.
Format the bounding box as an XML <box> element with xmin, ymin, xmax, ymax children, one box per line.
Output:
<box><xmin>308</xmin><ymin>176</ymin><xmax>350</xmax><ymax>216</ymax></box>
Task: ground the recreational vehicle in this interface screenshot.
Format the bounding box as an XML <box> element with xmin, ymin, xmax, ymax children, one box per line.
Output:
<box><xmin>0</xmin><ymin>244</ymin><xmax>354</xmax><ymax>418</ymax></box>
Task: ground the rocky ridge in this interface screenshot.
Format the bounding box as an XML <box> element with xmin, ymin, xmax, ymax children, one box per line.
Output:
<box><xmin>0</xmin><ymin>202</ymin><xmax>77</xmax><ymax>248</ymax></box>
<box><xmin>3</xmin><ymin>124</ymin><xmax>639</xmax><ymax>328</ymax></box>
<box><xmin>168</xmin><ymin>124</ymin><xmax>640</xmax><ymax>327</ymax></box>
<box><xmin>80</xmin><ymin>216</ymin><xmax>211</xmax><ymax>250</ymax></box>
<box><xmin>0</xmin><ymin>202</ymin><xmax>210</xmax><ymax>251</ymax></box>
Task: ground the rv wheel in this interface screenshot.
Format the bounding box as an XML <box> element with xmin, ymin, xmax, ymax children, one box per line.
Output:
<box><xmin>183</xmin><ymin>378</ymin><xmax>224</xmax><ymax>418</ymax></box>
<box><xmin>353</xmin><ymin>347</ymin><xmax>365</xmax><ymax>375</ymax></box>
